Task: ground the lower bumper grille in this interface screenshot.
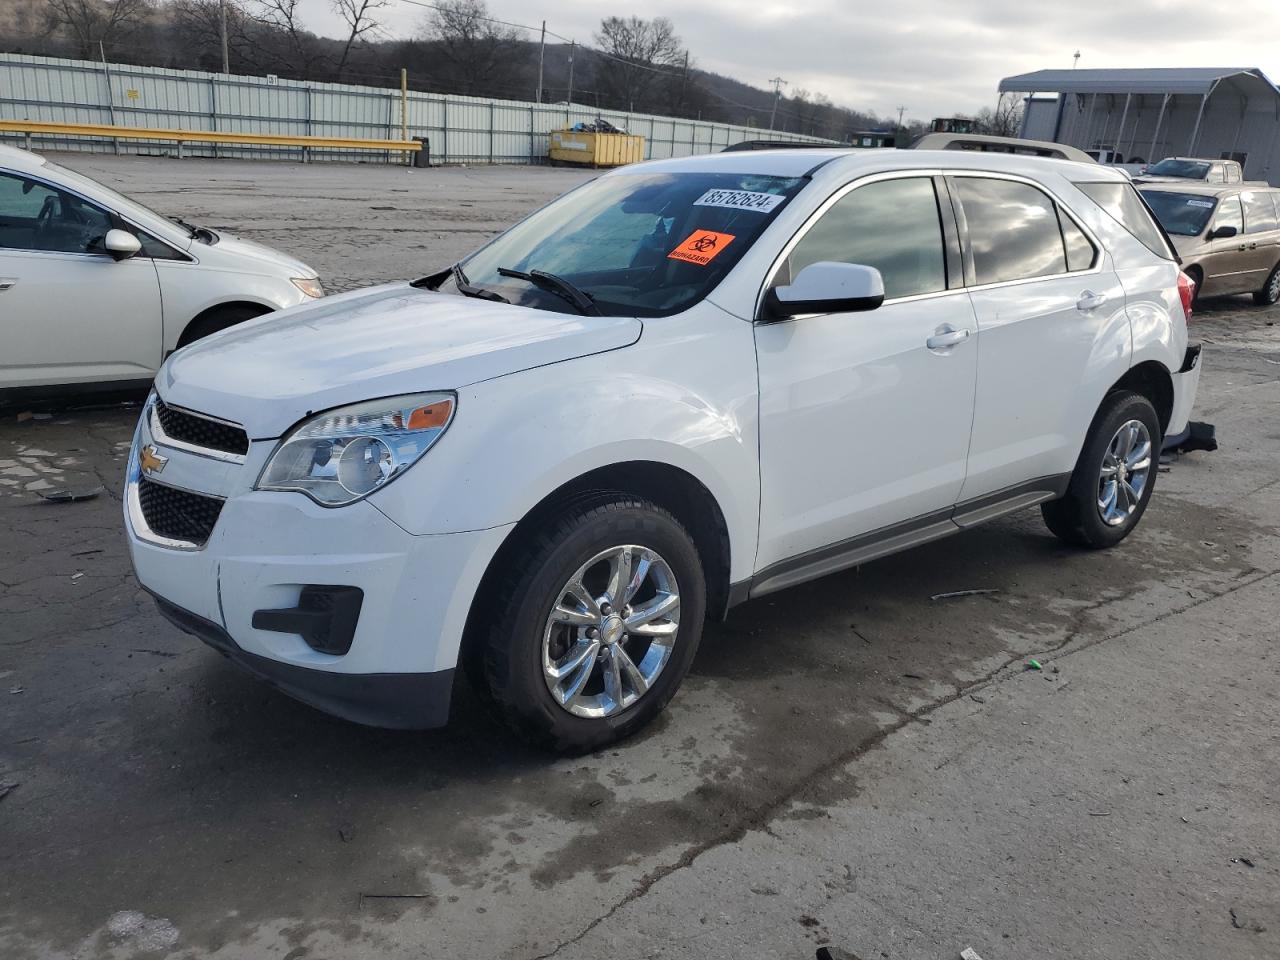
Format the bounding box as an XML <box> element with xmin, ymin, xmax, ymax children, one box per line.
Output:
<box><xmin>137</xmin><ymin>476</ymin><xmax>224</xmax><ymax>546</ymax></box>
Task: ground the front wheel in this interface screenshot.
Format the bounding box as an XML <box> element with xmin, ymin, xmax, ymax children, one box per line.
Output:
<box><xmin>474</xmin><ymin>495</ymin><xmax>706</xmax><ymax>753</ymax></box>
<box><xmin>1041</xmin><ymin>391</ymin><xmax>1161</xmax><ymax>549</ymax></box>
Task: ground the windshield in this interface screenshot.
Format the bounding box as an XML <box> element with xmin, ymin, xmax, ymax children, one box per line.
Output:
<box><xmin>1139</xmin><ymin>190</ymin><xmax>1218</xmax><ymax>236</ymax></box>
<box><xmin>458</xmin><ymin>171</ymin><xmax>807</xmax><ymax>317</ymax></box>
<box><xmin>1146</xmin><ymin>159</ymin><xmax>1210</xmax><ymax>180</ymax></box>
<box><xmin>44</xmin><ymin>160</ymin><xmax>194</xmax><ymax>240</ymax></box>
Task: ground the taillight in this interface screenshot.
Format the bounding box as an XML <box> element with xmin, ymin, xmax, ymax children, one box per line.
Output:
<box><xmin>1177</xmin><ymin>271</ymin><xmax>1195</xmax><ymax>321</ymax></box>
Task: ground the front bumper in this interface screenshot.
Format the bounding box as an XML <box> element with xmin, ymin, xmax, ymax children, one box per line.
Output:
<box><xmin>124</xmin><ymin>395</ymin><xmax>512</xmax><ymax>729</ymax></box>
<box><xmin>151</xmin><ymin>592</ymin><xmax>455</xmax><ymax>728</ymax></box>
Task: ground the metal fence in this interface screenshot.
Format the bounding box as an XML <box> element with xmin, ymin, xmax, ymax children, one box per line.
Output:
<box><xmin>0</xmin><ymin>53</ymin><xmax>834</xmax><ymax>164</ymax></box>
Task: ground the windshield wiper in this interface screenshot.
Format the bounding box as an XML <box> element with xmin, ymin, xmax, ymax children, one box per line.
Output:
<box><xmin>497</xmin><ymin>267</ymin><xmax>600</xmax><ymax>315</ymax></box>
<box><xmin>453</xmin><ymin>263</ymin><xmax>511</xmax><ymax>303</ymax></box>
<box><xmin>168</xmin><ymin>215</ymin><xmax>198</xmax><ymax>237</ymax></box>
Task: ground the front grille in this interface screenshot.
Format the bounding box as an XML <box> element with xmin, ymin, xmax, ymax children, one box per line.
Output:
<box><xmin>154</xmin><ymin>398</ymin><xmax>249</xmax><ymax>457</ymax></box>
<box><xmin>137</xmin><ymin>476</ymin><xmax>224</xmax><ymax>546</ymax></box>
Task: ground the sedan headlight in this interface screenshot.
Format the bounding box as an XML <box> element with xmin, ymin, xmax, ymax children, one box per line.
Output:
<box><xmin>257</xmin><ymin>393</ymin><xmax>455</xmax><ymax>506</ymax></box>
<box><xmin>291</xmin><ymin>276</ymin><xmax>324</xmax><ymax>298</ymax></box>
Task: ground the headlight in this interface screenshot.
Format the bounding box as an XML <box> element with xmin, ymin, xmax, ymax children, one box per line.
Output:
<box><xmin>291</xmin><ymin>276</ymin><xmax>324</xmax><ymax>298</ymax></box>
<box><xmin>257</xmin><ymin>393</ymin><xmax>454</xmax><ymax>506</ymax></box>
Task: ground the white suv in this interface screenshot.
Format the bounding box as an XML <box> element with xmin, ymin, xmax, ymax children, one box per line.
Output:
<box><xmin>124</xmin><ymin>149</ymin><xmax>1201</xmax><ymax>751</ymax></box>
<box><xmin>0</xmin><ymin>145</ymin><xmax>322</xmax><ymax>399</ymax></box>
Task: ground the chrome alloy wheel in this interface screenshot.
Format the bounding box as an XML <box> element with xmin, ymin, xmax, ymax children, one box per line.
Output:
<box><xmin>1098</xmin><ymin>419</ymin><xmax>1152</xmax><ymax>527</ymax></box>
<box><xmin>541</xmin><ymin>545</ymin><xmax>680</xmax><ymax>718</ymax></box>
<box><xmin>1268</xmin><ymin>269</ymin><xmax>1280</xmax><ymax>303</ymax></box>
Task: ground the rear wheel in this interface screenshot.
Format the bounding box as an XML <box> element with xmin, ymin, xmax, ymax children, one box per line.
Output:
<box><xmin>1041</xmin><ymin>391</ymin><xmax>1160</xmax><ymax>549</ymax></box>
<box><xmin>1253</xmin><ymin>262</ymin><xmax>1280</xmax><ymax>306</ymax></box>
<box><xmin>475</xmin><ymin>495</ymin><xmax>706</xmax><ymax>753</ymax></box>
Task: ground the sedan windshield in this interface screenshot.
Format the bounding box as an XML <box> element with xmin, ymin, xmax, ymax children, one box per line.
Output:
<box><xmin>1139</xmin><ymin>190</ymin><xmax>1218</xmax><ymax>236</ymax></box>
<box><xmin>458</xmin><ymin>171</ymin><xmax>807</xmax><ymax>316</ymax></box>
<box><xmin>1146</xmin><ymin>159</ymin><xmax>1210</xmax><ymax>180</ymax></box>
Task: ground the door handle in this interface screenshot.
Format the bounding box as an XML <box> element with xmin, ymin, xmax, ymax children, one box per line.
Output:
<box><xmin>926</xmin><ymin>326</ymin><xmax>971</xmax><ymax>350</ymax></box>
<box><xmin>1076</xmin><ymin>290</ymin><xmax>1107</xmax><ymax>311</ymax></box>
<box><xmin>0</xmin><ymin>278</ymin><xmax>15</xmax><ymax>291</ymax></box>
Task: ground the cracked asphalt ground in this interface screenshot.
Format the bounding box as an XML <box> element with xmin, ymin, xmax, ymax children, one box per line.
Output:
<box><xmin>1</xmin><ymin>155</ymin><xmax>1278</xmax><ymax>960</ymax></box>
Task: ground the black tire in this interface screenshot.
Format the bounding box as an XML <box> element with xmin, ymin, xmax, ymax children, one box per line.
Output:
<box><xmin>176</xmin><ymin>304</ymin><xmax>271</xmax><ymax>348</ymax></box>
<box><xmin>474</xmin><ymin>493</ymin><xmax>706</xmax><ymax>753</ymax></box>
<box><xmin>1041</xmin><ymin>391</ymin><xmax>1161</xmax><ymax>549</ymax></box>
<box><xmin>1253</xmin><ymin>262</ymin><xmax>1280</xmax><ymax>306</ymax></box>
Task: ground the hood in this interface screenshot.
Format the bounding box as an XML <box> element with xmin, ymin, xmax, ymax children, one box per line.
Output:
<box><xmin>202</xmin><ymin>231</ymin><xmax>317</xmax><ymax>278</ymax></box>
<box><xmin>1170</xmin><ymin>234</ymin><xmax>1203</xmax><ymax>259</ymax></box>
<box><xmin>158</xmin><ymin>284</ymin><xmax>642</xmax><ymax>438</ymax></box>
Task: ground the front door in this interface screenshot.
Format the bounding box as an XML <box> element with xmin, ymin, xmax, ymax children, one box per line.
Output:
<box><xmin>0</xmin><ymin>169</ymin><xmax>161</xmax><ymax>389</ymax></box>
<box><xmin>754</xmin><ymin>175</ymin><xmax>978</xmax><ymax>574</ymax></box>
<box><xmin>1198</xmin><ymin>193</ymin><xmax>1254</xmax><ymax>297</ymax></box>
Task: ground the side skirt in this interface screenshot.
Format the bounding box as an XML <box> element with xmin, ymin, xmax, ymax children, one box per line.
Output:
<box><xmin>735</xmin><ymin>474</ymin><xmax>1070</xmax><ymax>604</ymax></box>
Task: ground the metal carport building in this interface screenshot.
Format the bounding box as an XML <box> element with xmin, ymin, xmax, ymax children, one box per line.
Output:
<box><xmin>1000</xmin><ymin>68</ymin><xmax>1280</xmax><ymax>183</ymax></box>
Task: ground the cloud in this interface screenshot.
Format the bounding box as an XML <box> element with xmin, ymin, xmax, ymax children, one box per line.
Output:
<box><xmin>296</xmin><ymin>0</ymin><xmax>1280</xmax><ymax>119</ymax></box>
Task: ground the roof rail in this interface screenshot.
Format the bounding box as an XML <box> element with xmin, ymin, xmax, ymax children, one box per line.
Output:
<box><xmin>908</xmin><ymin>132</ymin><xmax>1096</xmax><ymax>163</ymax></box>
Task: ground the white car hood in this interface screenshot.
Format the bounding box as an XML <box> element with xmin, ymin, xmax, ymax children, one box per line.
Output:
<box><xmin>158</xmin><ymin>284</ymin><xmax>642</xmax><ymax>438</ymax></box>
<box><xmin>203</xmin><ymin>232</ymin><xmax>316</xmax><ymax>278</ymax></box>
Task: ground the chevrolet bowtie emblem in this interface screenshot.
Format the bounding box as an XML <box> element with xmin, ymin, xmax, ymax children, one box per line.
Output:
<box><xmin>140</xmin><ymin>444</ymin><xmax>168</xmax><ymax>476</ymax></box>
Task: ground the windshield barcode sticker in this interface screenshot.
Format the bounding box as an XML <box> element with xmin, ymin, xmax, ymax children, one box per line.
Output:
<box><xmin>693</xmin><ymin>189</ymin><xmax>785</xmax><ymax>213</ymax></box>
<box><xmin>1186</xmin><ymin>199</ymin><xmax>1215</xmax><ymax>208</ymax></box>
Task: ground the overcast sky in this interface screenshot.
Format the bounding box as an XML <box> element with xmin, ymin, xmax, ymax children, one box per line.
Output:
<box><xmin>299</xmin><ymin>0</ymin><xmax>1280</xmax><ymax>119</ymax></box>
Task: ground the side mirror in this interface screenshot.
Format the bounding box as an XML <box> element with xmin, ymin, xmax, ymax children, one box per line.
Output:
<box><xmin>761</xmin><ymin>261</ymin><xmax>885</xmax><ymax>321</ymax></box>
<box><xmin>1209</xmin><ymin>224</ymin><xmax>1238</xmax><ymax>240</ymax></box>
<box><xmin>104</xmin><ymin>228</ymin><xmax>142</xmax><ymax>261</ymax></box>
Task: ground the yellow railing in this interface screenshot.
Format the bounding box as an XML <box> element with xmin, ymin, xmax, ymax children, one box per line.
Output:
<box><xmin>0</xmin><ymin>119</ymin><xmax>421</xmax><ymax>156</ymax></box>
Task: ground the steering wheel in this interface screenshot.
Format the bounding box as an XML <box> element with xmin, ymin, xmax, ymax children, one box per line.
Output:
<box><xmin>34</xmin><ymin>194</ymin><xmax>58</xmax><ymax>240</ymax></box>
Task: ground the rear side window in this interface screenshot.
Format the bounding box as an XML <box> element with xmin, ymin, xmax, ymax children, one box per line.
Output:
<box><xmin>1060</xmin><ymin>213</ymin><xmax>1096</xmax><ymax>271</ymax></box>
<box><xmin>784</xmin><ymin>177</ymin><xmax>947</xmax><ymax>299</ymax></box>
<box><xmin>1242</xmin><ymin>191</ymin><xmax>1279</xmax><ymax>233</ymax></box>
<box><xmin>1077</xmin><ymin>182</ymin><xmax>1175</xmax><ymax>259</ymax></box>
<box><xmin>953</xmin><ymin>177</ymin><xmax>1066</xmax><ymax>284</ymax></box>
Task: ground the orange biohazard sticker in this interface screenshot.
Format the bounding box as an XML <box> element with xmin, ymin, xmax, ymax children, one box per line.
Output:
<box><xmin>668</xmin><ymin>230</ymin><xmax>735</xmax><ymax>266</ymax></box>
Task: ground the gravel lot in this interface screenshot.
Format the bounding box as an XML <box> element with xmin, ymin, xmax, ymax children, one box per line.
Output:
<box><xmin>1</xmin><ymin>155</ymin><xmax>1277</xmax><ymax>960</ymax></box>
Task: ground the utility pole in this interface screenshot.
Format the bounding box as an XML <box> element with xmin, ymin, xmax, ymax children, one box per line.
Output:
<box><xmin>219</xmin><ymin>0</ymin><xmax>230</xmax><ymax>74</ymax></box>
<box><xmin>896</xmin><ymin>105</ymin><xmax>906</xmax><ymax>128</ymax></box>
<box><xmin>566</xmin><ymin>40</ymin><xmax>575</xmax><ymax>106</ymax></box>
<box><xmin>535</xmin><ymin>20</ymin><xmax>546</xmax><ymax>104</ymax></box>
<box><xmin>680</xmin><ymin>50</ymin><xmax>689</xmax><ymax>113</ymax></box>
<box><xmin>1073</xmin><ymin>50</ymin><xmax>1081</xmax><ymax>69</ymax></box>
<box><xmin>767</xmin><ymin>76</ymin><xmax>787</xmax><ymax>131</ymax></box>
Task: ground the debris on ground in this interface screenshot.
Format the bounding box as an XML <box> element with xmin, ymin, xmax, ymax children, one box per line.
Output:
<box><xmin>70</xmin><ymin>572</ymin><xmax>84</xmax><ymax>581</ymax></box>
<box><xmin>930</xmin><ymin>589</ymin><xmax>1000</xmax><ymax>601</ymax></box>
<box><xmin>338</xmin><ymin>824</ymin><xmax>355</xmax><ymax>843</ymax></box>
<box><xmin>1229</xmin><ymin>907</ymin><xmax>1267</xmax><ymax>933</ymax></box>
<box><xmin>37</xmin><ymin>486</ymin><xmax>104</xmax><ymax>503</ymax></box>
<box><xmin>0</xmin><ymin>780</ymin><xmax>17</xmax><ymax>802</ymax></box>
<box><xmin>815</xmin><ymin>948</ymin><xmax>863</xmax><ymax>960</ymax></box>
<box><xmin>960</xmin><ymin>948</ymin><xmax>986</xmax><ymax>960</ymax></box>
<box><xmin>9</xmin><ymin>686</ymin><xmax>24</xmax><ymax>695</ymax></box>
<box><xmin>1025</xmin><ymin>659</ymin><xmax>1043</xmax><ymax>671</ymax></box>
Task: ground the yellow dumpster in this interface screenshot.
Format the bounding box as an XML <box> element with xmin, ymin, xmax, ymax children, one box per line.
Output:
<box><xmin>549</xmin><ymin>129</ymin><xmax>645</xmax><ymax>167</ymax></box>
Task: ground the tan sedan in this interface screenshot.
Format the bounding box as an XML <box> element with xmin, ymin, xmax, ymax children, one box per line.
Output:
<box><xmin>1139</xmin><ymin>183</ymin><xmax>1280</xmax><ymax>305</ymax></box>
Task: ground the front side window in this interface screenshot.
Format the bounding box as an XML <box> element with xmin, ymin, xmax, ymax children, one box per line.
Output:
<box><xmin>459</xmin><ymin>171</ymin><xmax>806</xmax><ymax>317</ymax></box>
<box><xmin>781</xmin><ymin>177</ymin><xmax>947</xmax><ymax>299</ymax></box>
<box><xmin>954</xmin><ymin>177</ymin><xmax>1066</xmax><ymax>284</ymax></box>
<box><xmin>1213</xmin><ymin>195</ymin><xmax>1244</xmax><ymax>235</ymax></box>
<box><xmin>0</xmin><ymin>171</ymin><xmax>113</xmax><ymax>255</ymax></box>
<box><xmin>1242</xmin><ymin>191</ymin><xmax>1279</xmax><ymax>233</ymax></box>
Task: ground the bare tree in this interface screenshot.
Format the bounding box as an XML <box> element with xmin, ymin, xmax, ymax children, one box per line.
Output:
<box><xmin>975</xmin><ymin>92</ymin><xmax>1024</xmax><ymax>138</ymax></box>
<box><xmin>170</xmin><ymin>0</ymin><xmax>252</xmax><ymax>70</ymax></box>
<box><xmin>248</xmin><ymin>0</ymin><xmax>323</xmax><ymax>77</ymax></box>
<box><xmin>43</xmin><ymin>0</ymin><xmax>152</xmax><ymax>59</ymax></box>
<box><xmin>332</xmin><ymin>0</ymin><xmax>387</xmax><ymax>80</ymax></box>
<box><xmin>593</xmin><ymin>15</ymin><xmax>684</xmax><ymax>112</ymax></box>
<box><xmin>422</xmin><ymin>0</ymin><xmax>522</xmax><ymax>96</ymax></box>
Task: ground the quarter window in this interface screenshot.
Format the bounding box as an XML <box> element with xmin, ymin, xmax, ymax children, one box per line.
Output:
<box><xmin>1059</xmin><ymin>211</ymin><xmax>1097</xmax><ymax>271</ymax></box>
<box><xmin>783</xmin><ymin>177</ymin><xmax>947</xmax><ymax>299</ymax></box>
<box><xmin>1242</xmin><ymin>191</ymin><xmax>1279</xmax><ymax>233</ymax></box>
<box><xmin>953</xmin><ymin>177</ymin><xmax>1067</xmax><ymax>284</ymax></box>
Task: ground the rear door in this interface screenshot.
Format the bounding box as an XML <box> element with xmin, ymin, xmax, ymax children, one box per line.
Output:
<box><xmin>952</xmin><ymin>174</ymin><xmax>1130</xmax><ymax>502</ymax></box>
<box><xmin>1239</xmin><ymin>189</ymin><xmax>1280</xmax><ymax>288</ymax></box>
<box><xmin>0</xmin><ymin>170</ymin><xmax>162</xmax><ymax>389</ymax></box>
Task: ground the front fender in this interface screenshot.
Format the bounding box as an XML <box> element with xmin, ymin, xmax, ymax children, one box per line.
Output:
<box><xmin>370</xmin><ymin>304</ymin><xmax>761</xmax><ymax>584</ymax></box>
